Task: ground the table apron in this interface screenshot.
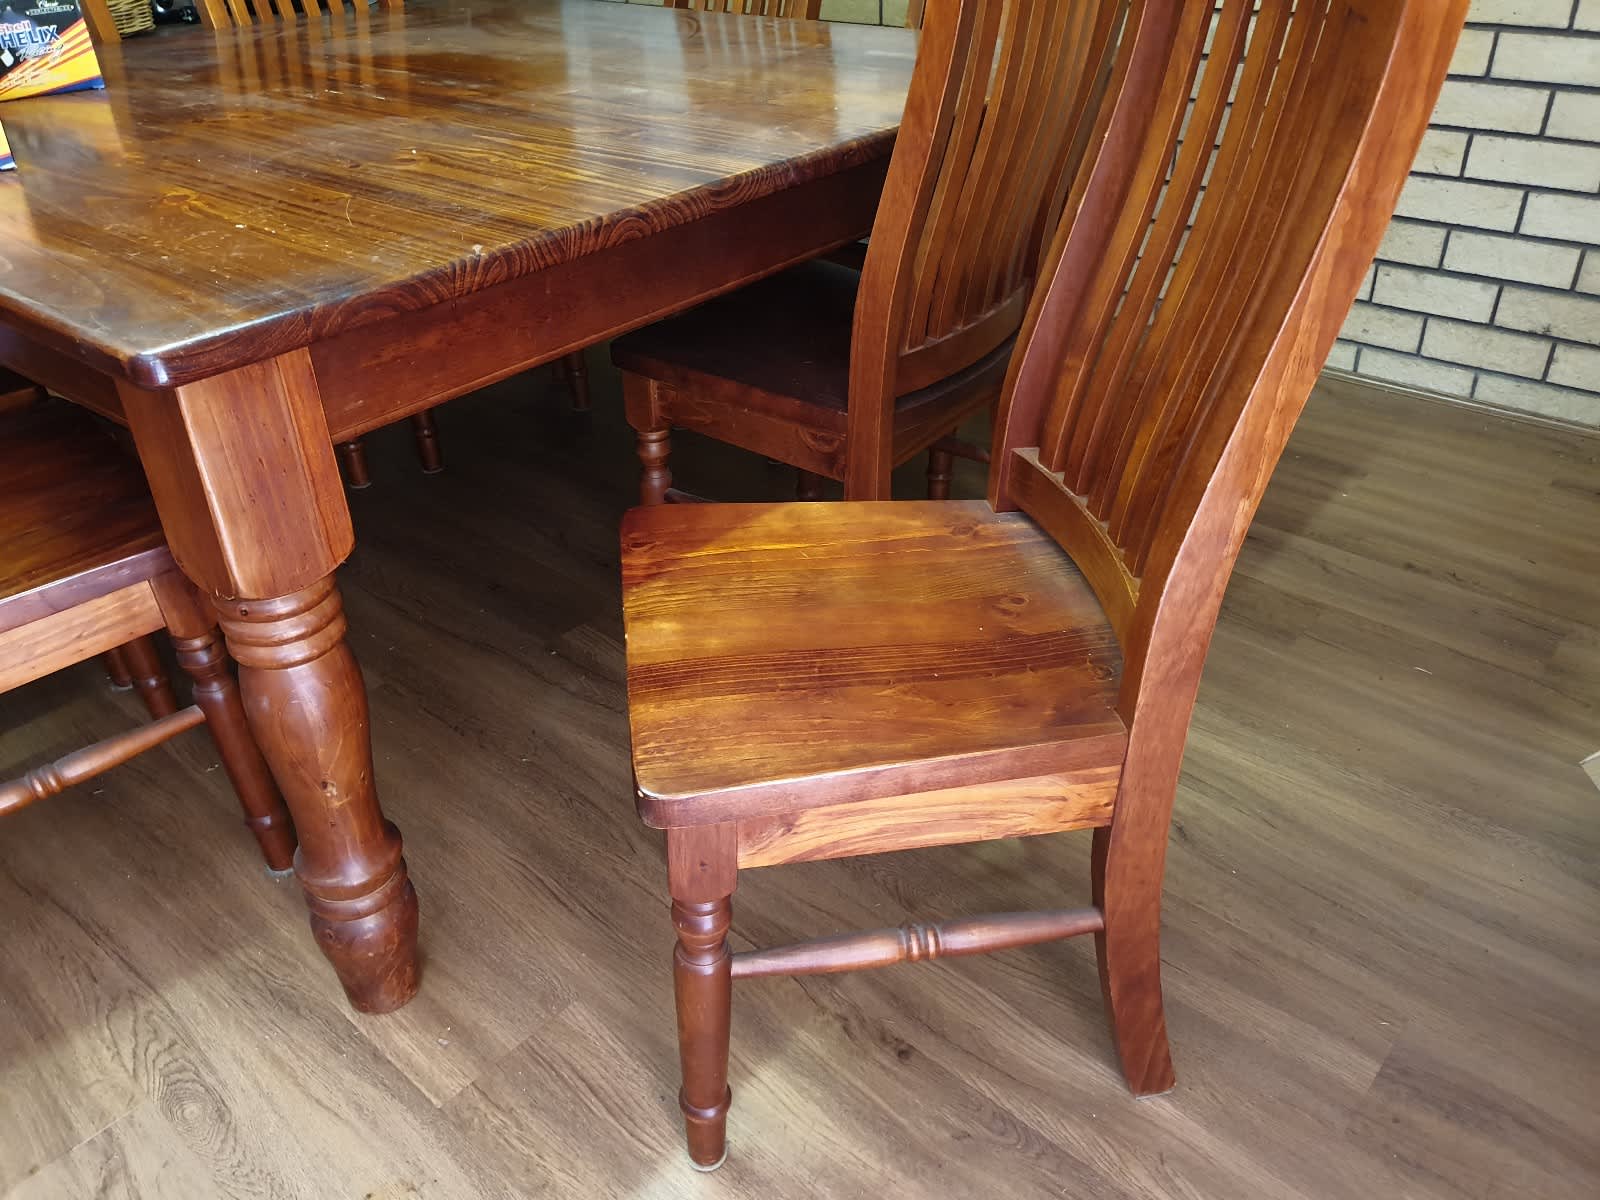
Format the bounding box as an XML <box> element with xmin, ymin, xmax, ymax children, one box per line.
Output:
<box><xmin>313</xmin><ymin>159</ymin><xmax>888</xmax><ymax>442</ymax></box>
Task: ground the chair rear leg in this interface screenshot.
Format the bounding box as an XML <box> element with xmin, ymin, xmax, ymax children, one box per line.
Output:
<box><xmin>337</xmin><ymin>440</ymin><xmax>372</xmax><ymax>489</ymax></box>
<box><xmin>1091</xmin><ymin>825</ymin><xmax>1175</xmax><ymax>1096</ymax></box>
<box><xmin>150</xmin><ymin>575</ymin><xmax>298</xmax><ymax>872</ymax></box>
<box><xmin>411</xmin><ymin>410</ymin><xmax>444</xmax><ymax>475</ymax></box>
<box><xmin>667</xmin><ymin>825</ymin><xmax>737</xmax><ymax>1170</ymax></box>
<box><xmin>102</xmin><ymin>644</ymin><xmax>134</xmax><ymax>690</ymax></box>
<box><xmin>120</xmin><ymin>635</ymin><xmax>178</xmax><ymax>719</ymax></box>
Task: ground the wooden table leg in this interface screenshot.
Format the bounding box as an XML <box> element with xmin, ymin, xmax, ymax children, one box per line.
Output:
<box><xmin>217</xmin><ymin>578</ymin><xmax>418</xmax><ymax>1011</ymax></box>
<box><xmin>120</xmin><ymin>350</ymin><xmax>420</xmax><ymax>1013</ymax></box>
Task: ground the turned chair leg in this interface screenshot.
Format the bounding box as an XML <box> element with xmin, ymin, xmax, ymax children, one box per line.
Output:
<box><xmin>102</xmin><ymin>644</ymin><xmax>134</xmax><ymax>690</ymax></box>
<box><xmin>337</xmin><ymin>440</ymin><xmax>372</xmax><ymax>489</ymax></box>
<box><xmin>410</xmin><ymin>410</ymin><xmax>444</xmax><ymax>475</ymax></box>
<box><xmin>926</xmin><ymin>447</ymin><xmax>954</xmax><ymax>500</ymax></box>
<box><xmin>666</xmin><ymin>825</ymin><xmax>736</xmax><ymax>1170</ymax></box>
<box><xmin>796</xmin><ymin>470</ymin><xmax>826</xmax><ymax>501</ymax></box>
<box><xmin>637</xmin><ymin>427</ymin><xmax>674</xmax><ymax>506</ymax></box>
<box><xmin>119</xmin><ymin>634</ymin><xmax>179</xmax><ymax>719</ymax></box>
<box><xmin>1091</xmin><ymin>825</ymin><xmax>1175</xmax><ymax>1097</ymax></box>
<box><xmin>558</xmin><ymin>351</ymin><xmax>592</xmax><ymax>412</ymax></box>
<box><xmin>151</xmin><ymin>574</ymin><xmax>297</xmax><ymax>872</ymax></box>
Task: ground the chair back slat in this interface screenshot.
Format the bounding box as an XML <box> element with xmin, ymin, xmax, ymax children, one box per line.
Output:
<box><xmin>990</xmin><ymin>0</ymin><xmax>1465</xmax><ymax>700</ymax></box>
<box><xmin>669</xmin><ymin>0</ymin><xmax>825</xmax><ymax>17</ymax></box>
<box><xmin>845</xmin><ymin>0</ymin><xmax>1122</xmax><ymax>496</ymax></box>
<box><xmin>201</xmin><ymin>0</ymin><xmax>394</xmax><ymax>29</ymax></box>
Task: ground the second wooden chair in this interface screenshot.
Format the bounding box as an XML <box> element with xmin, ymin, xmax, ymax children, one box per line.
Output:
<box><xmin>614</xmin><ymin>0</ymin><xmax>1074</xmax><ymax>503</ymax></box>
<box><xmin>1</xmin><ymin>402</ymin><xmax>296</xmax><ymax>872</ymax></box>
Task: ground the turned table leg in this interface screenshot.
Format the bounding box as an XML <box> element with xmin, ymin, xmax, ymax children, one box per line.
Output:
<box><xmin>121</xmin><ymin>349</ymin><xmax>420</xmax><ymax>1014</ymax></box>
<box><xmin>217</xmin><ymin>577</ymin><xmax>419</xmax><ymax>1013</ymax></box>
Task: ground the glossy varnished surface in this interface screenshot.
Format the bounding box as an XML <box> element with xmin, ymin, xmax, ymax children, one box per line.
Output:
<box><xmin>0</xmin><ymin>0</ymin><xmax>914</xmax><ymax>386</ymax></box>
<box><xmin>621</xmin><ymin>499</ymin><xmax>1126</xmax><ymax>824</ymax></box>
<box><xmin>0</xmin><ymin>374</ymin><xmax>1593</xmax><ymax>1196</ymax></box>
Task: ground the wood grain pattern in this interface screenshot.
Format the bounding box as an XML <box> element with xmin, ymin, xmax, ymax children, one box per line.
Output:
<box><xmin>0</xmin><ymin>0</ymin><xmax>913</xmax><ymax>390</ymax></box>
<box><xmin>736</xmin><ymin>765</ymin><xmax>1119</xmax><ymax>868</ymax></box>
<box><xmin>0</xmin><ymin>583</ymin><xmax>165</xmax><ymax>694</ymax></box>
<box><xmin>622</xmin><ymin>500</ymin><xmax>1127</xmax><ymax>827</ymax></box>
<box><xmin>118</xmin><ymin>352</ymin><xmax>351</xmax><ymax>602</ymax></box>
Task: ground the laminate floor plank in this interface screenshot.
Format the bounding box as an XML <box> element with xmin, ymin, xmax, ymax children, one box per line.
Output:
<box><xmin>1</xmin><ymin>367</ymin><xmax>1595</xmax><ymax>1198</ymax></box>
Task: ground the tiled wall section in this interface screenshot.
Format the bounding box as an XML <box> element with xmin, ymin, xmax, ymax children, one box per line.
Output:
<box><xmin>620</xmin><ymin>1</ymin><xmax>1600</xmax><ymax>426</ymax></box>
<box><xmin>1329</xmin><ymin>1</ymin><xmax>1600</xmax><ymax>426</ymax></box>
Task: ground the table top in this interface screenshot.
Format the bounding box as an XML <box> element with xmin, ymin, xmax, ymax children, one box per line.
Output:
<box><xmin>0</xmin><ymin>0</ymin><xmax>914</xmax><ymax>388</ymax></box>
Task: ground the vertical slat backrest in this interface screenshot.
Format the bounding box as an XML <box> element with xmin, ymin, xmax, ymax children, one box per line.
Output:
<box><xmin>669</xmin><ymin>0</ymin><xmax>825</xmax><ymax>17</ymax></box>
<box><xmin>845</xmin><ymin>0</ymin><xmax>1123</xmax><ymax>497</ymax></box>
<box><xmin>200</xmin><ymin>0</ymin><xmax>400</xmax><ymax>29</ymax></box>
<box><xmin>989</xmin><ymin>0</ymin><xmax>1464</xmax><ymax>705</ymax></box>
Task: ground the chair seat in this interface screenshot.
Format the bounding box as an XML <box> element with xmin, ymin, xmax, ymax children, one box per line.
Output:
<box><xmin>613</xmin><ymin>259</ymin><xmax>860</xmax><ymax>414</ymax></box>
<box><xmin>621</xmin><ymin>499</ymin><xmax>1127</xmax><ymax>828</ymax></box>
<box><xmin>611</xmin><ymin>260</ymin><xmax>1012</xmax><ymax>453</ymax></box>
<box><xmin>0</xmin><ymin>403</ymin><xmax>167</xmax><ymax>635</ymax></box>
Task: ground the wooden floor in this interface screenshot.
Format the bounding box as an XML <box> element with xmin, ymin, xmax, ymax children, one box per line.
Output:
<box><xmin>2</xmin><ymin>365</ymin><xmax>1596</xmax><ymax>1199</ymax></box>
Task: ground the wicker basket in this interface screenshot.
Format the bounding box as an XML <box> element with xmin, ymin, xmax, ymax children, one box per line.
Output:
<box><xmin>106</xmin><ymin>0</ymin><xmax>156</xmax><ymax>38</ymax></box>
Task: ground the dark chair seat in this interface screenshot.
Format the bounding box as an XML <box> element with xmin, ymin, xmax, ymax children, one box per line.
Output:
<box><xmin>613</xmin><ymin>260</ymin><xmax>860</xmax><ymax>418</ymax></box>
<box><xmin>612</xmin><ymin>259</ymin><xmax>1013</xmax><ymax>468</ymax></box>
<box><xmin>621</xmin><ymin>498</ymin><xmax>1126</xmax><ymax>829</ymax></box>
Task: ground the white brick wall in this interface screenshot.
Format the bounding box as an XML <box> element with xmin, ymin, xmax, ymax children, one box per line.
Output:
<box><xmin>1333</xmin><ymin>3</ymin><xmax>1600</xmax><ymax>426</ymax></box>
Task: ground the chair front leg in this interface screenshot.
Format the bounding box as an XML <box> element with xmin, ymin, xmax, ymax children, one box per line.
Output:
<box><xmin>150</xmin><ymin>573</ymin><xmax>297</xmax><ymax>873</ymax></box>
<box><xmin>624</xmin><ymin>374</ymin><xmax>675</xmax><ymax>506</ymax></box>
<box><xmin>666</xmin><ymin>824</ymin><xmax>738</xmax><ymax>1170</ymax></box>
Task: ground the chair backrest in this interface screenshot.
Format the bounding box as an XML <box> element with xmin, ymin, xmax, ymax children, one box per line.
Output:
<box><xmin>667</xmin><ymin>0</ymin><xmax>823</xmax><ymax>17</ymax></box>
<box><xmin>988</xmin><ymin>0</ymin><xmax>1463</xmax><ymax>719</ymax></box>
<box><xmin>195</xmin><ymin>0</ymin><xmax>402</xmax><ymax>28</ymax></box>
<box><xmin>845</xmin><ymin>0</ymin><xmax>1125</xmax><ymax>497</ymax></box>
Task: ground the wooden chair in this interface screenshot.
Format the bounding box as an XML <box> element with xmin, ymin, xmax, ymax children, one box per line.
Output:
<box><xmin>617</xmin><ymin>0</ymin><xmax>1050</xmax><ymax>505</ymax></box>
<box><xmin>618</xmin><ymin>0</ymin><xmax>1464</xmax><ymax>1169</ymax></box>
<box><xmin>1</xmin><ymin>402</ymin><xmax>297</xmax><ymax>872</ymax></box>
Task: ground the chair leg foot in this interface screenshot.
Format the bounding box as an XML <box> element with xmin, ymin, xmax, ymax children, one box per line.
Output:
<box><xmin>120</xmin><ymin>635</ymin><xmax>179</xmax><ymax>719</ymax></box>
<box><xmin>927</xmin><ymin>447</ymin><xmax>954</xmax><ymax>500</ymax></box>
<box><xmin>673</xmin><ymin>894</ymin><xmax>733</xmax><ymax>1170</ymax></box>
<box><xmin>638</xmin><ymin>427</ymin><xmax>674</xmax><ymax>506</ymax></box>
<box><xmin>337</xmin><ymin>440</ymin><xmax>372</xmax><ymax>489</ymax></box>
<box><xmin>411</xmin><ymin>410</ymin><xmax>444</xmax><ymax>475</ymax></box>
<box><xmin>1092</xmin><ymin>827</ymin><xmax>1175</xmax><ymax>1097</ymax></box>
<box><xmin>687</xmin><ymin>1147</ymin><xmax>728</xmax><ymax>1173</ymax></box>
<box><xmin>102</xmin><ymin>645</ymin><xmax>134</xmax><ymax>691</ymax></box>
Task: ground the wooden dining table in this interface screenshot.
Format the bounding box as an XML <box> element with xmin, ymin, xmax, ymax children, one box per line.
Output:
<box><xmin>0</xmin><ymin>0</ymin><xmax>914</xmax><ymax>1013</ymax></box>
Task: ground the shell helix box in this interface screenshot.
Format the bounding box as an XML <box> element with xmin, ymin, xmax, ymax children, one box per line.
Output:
<box><xmin>0</xmin><ymin>1</ymin><xmax>106</xmax><ymax>169</ymax></box>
